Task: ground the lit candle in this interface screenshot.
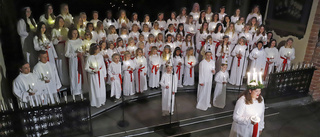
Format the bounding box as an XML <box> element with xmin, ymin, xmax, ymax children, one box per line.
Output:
<box><xmin>253</xmin><ymin>68</ymin><xmax>257</xmax><ymax>82</ymax></box>
<box><xmin>247</xmin><ymin>72</ymin><xmax>251</xmax><ymax>84</ymax></box>
<box><xmin>223</xmin><ymin>75</ymin><xmax>226</xmax><ymax>83</ymax></box>
<box><xmin>239</xmin><ymin>49</ymin><xmax>242</xmax><ymax>54</ymax></box>
<box><xmin>72</xmin><ymin>95</ymin><xmax>75</xmax><ymax>102</ymax></box>
<box><xmin>92</xmin><ymin>62</ymin><xmax>98</xmax><ymax>69</ymax></box>
<box><xmin>259</xmin><ymin>72</ymin><xmax>263</xmax><ymax>83</ymax></box>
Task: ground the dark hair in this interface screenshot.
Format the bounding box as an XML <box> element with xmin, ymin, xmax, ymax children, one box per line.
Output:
<box><xmin>36</xmin><ymin>22</ymin><xmax>50</xmax><ymax>42</ymax></box>
<box><xmin>257</xmin><ymin>41</ymin><xmax>264</xmax><ymax>47</ymax></box>
<box><xmin>131</xmin><ymin>12</ymin><xmax>138</xmax><ymax>21</ymax></box>
<box><xmin>173</xmin><ymin>47</ymin><xmax>182</xmax><ymax>58</ymax></box>
<box><xmin>198</xmin><ymin>10</ymin><xmax>207</xmax><ymax>24</ymax></box>
<box><xmin>269</xmin><ymin>39</ymin><xmax>277</xmax><ymax>48</ymax></box>
<box><xmin>68</xmin><ymin>27</ymin><xmax>79</xmax><ymax>39</ymax></box>
<box><xmin>199</xmin><ymin>22</ymin><xmax>209</xmax><ymax>34</ymax></box>
<box><xmin>212</xmin><ymin>12</ymin><xmax>219</xmax><ymax>22</ymax></box>
<box><xmin>21</xmin><ymin>7</ymin><xmax>36</xmax><ymax>32</ymax></box>
<box><xmin>38</xmin><ymin>50</ymin><xmax>47</xmax><ymax>56</ymax></box>
<box><xmin>86</xmin><ymin>22</ymin><xmax>94</xmax><ymax>31</ymax></box>
<box><xmin>223</xmin><ymin>15</ymin><xmax>230</xmax><ymax>28</ymax></box>
<box><xmin>176</xmin><ymin>23</ymin><xmax>185</xmax><ymax>36</ymax></box>
<box><xmin>239</xmin><ymin>89</ymin><xmax>263</xmax><ymax>105</ymax></box>
<box><xmin>53</xmin><ymin>16</ymin><xmax>64</xmax><ymax>30</ymax></box>
<box><xmin>89</xmin><ymin>43</ymin><xmax>99</xmax><ymax>55</ymax></box>
<box><xmin>213</xmin><ymin>23</ymin><xmax>223</xmax><ymax>33</ymax></box>
<box><xmin>19</xmin><ymin>60</ymin><xmax>29</xmax><ymax>69</ymax></box>
<box><xmin>44</xmin><ymin>3</ymin><xmax>55</xmax><ymax>20</ymax></box>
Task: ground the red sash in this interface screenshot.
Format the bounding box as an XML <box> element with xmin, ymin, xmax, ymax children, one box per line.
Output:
<box><xmin>201</xmin><ymin>41</ymin><xmax>205</xmax><ymax>47</ymax></box>
<box><xmin>252</xmin><ymin>123</ymin><xmax>259</xmax><ymax>137</ymax></box>
<box><xmin>263</xmin><ymin>58</ymin><xmax>270</xmax><ymax>81</ymax></box>
<box><xmin>188</xmin><ymin>62</ymin><xmax>193</xmax><ymax>77</ymax></box>
<box><xmin>90</xmin><ymin>67</ymin><xmax>102</xmax><ymax>87</ymax></box>
<box><xmin>119</xmin><ymin>74</ymin><xmax>122</xmax><ymax>90</ymax></box>
<box><xmin>237</xmin><ymin>56</ymin><xmax>242</xmax><ymax>67</ymax></box>
<box><xmin>77</xmin><ymin>56</ymin><xmax>83</xmax><ymax>84</ymax></box>
<box><xmin>151</xmin><ymin>65</ymin><xmax>159</xmax><ymax>75</ymax></box>
<box><xmin>176</xmin><ymin>65</ymin><xmax>181</xmax><ymax>80</ymax></box>
<box><xmin>280</xmin><ymin>56</ymin><xmax>287</xmax><ymax>72</ymax></box>
<box><xmin>46</xmin><ymin>50</ymin><xmax>49</xmax><ymax>61</ymax></box>
<box><xmin>138</xmin><ymin>66</ymin><xmax>145</xmax><ymax>92</ymax></box>
<box><xmin>128</xmin><ymin>70</ymin><xmax>133</xmax><ymax>82</ymax></box>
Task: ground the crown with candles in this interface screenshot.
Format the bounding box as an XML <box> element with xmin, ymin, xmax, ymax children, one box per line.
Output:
<box><xmin>247</xmin><ymin>68</ymin><xmax>264</xmax><ymax>90</ymax></box>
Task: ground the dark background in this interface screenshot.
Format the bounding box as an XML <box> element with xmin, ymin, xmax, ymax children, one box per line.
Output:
<box><xmin>0</xmin><ymin>0</ymin><xmax>267</xmax><ymax>98</ymax></box>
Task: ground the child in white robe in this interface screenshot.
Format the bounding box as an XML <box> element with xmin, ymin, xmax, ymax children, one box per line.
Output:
<box><xmin>173</xmin><ymin>47</ymin><xmax>184</xmax><ymax>87</ymax></box>
<box><xmin>107</xmin><ymin>25</ymin><xmax>119</xmax><ymax>44</ymax></box>
<box><xmin>65</xmin><ymin>28</ymin><xmax>83</xmax><ymax>95</ymax></box>
<box><xmin>149</xmin><ymin>47</ymin><xmax>162</xmax><ymax>88</ymax></box>
<box><xmin>127</xmin><ymin>38</ymin><xmax>138</xmax><ymax>59</ymax></box>
<box><xmin>160</xmin><ymin>65</ymin><xmax>178</xmax><ymax>116</ymax></box>
<box><xmin>85</xmin><ymin>44</ymin><xmax>107</xmax><ymax>108</ymax></box>
<box><xmin>134</xmin><ymin>48</ymin><xmax>148</xmax><ymax>93</ymax></box>
<box><xmin>183</xmin><ymin>47</ymin><xmax>197</xmax><ymax>86</ymax></box>
<box><xmin>33</xmin><ymin>51</ymin><xmax>62</xmax><ymax>104</ymax></box>
<box><xmin>196</xmin><ymin>51</ymin><xmax>215</xmax><ymax>111</ymax></box>
<box><xmin>13</xmin><ymin>62</ymin><xmax>47</xmax><ymax>107</ymax></box>
<box><xmin>249</xmin><ymin>41</ymin><xmax>267</xmax><ymax>73</ymax></box>
<box><xmin>216</xmin><ymin>35</ymin><xmax>231</xmax><ymax>72</ymax></box>
<box><xmin>277</xmin><ymin>38</ymin><xmax>295</xmax><ymax>72</ymax></box>
<box><xmin>128</xmin><ymin>24</ymin><xmax>140</xmax><ymax>43</ymax></box>
<box><xmin>229</xmin><ymin>37</ymin><xmax>249</xmax><ymax>86</ymax></box>
<box><xmin>161</xmin><ymin>45</ymin><xmax>173</xmax><ymax>73</ymax></box>
<box><xmin>213</xmin><ymin>64</ymin><xmax>229</xmax><ymax>108</ymax></box>
<box><xmin>122</xmin><ymin>52</ymin><xmax>136</xmax><ymax>96</ymax></box>
<box><xmin>108</xmin><ymin>53</ymin><xmax>122</xmax><ymax>100</ymax></box>
<box><xmin>181</xmin><ymin>34</ymin><xmax>194</xmax><ymax>57</ymax></box>
<box><xmin>264</xmin><ymin>39</ymin><xmax>279</xmax><ymax>77</ymax></box>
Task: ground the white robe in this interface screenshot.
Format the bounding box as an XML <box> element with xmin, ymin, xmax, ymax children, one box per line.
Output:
<box><xmin>246</xmin><ymin>13</ymin><xmax>263</xmax><ymax>25</ymax></box>
<box><xmin>264</xmin><ymin>47</ymin><xmax>279</xmax><ymax>74</ymax></box>
<box><xmin>65</xmin><ymin>38</ymin><xmax>83</xmax><ymax>95</ymax></box>
<box><xmin>181</xmin><ymin>42</ymin><xmax>194</xmax><ymax>57</ymax></box>
<box><xmin>167</xmin><ymin>19</ymin><xmax>179</xmax><ymax>29</ymax></box>
<box><xmin>141</xmin><ymin>32</ymin><xmax>151</xmax><ymax>41</ymax></box>
<box><xmin>160</xmin><ymin>72</ymin><xmax>178</xmax><ymax>114</ymax></box>
<box><xmin>103</xmin><ymin>18</ymin><xmax>118</xmax><ymax>30</ymax></box>
<box><xmin>85</xmin><ymin>54</ymin><xmax>107</xmax><ymax>107</ymax></box>
<box><xmin>122</xmin><ymin>60</ymin><xmax>136</xmax><ymax>96</ymax></box>
<box><xmin>249</xmin><ymin>48</ymin><xmax>267</xmax><ymax>73</ymax></box>
<box><xmin>252</xmin><ymin>34</ymin><xmax>267</xmax><ymax>46</ymax></box>
<box><xmin>216</xmin><ymin>44</ymin><xmax>231</xmax><ymax>71</ymax></box>
<box><xmin>108</xmin><ymin>62</ymin><xmax>122</xmax><ymax>99</ymax></box>
<box><xmin>129</xmin><ymin>31</ymin><xmax>140</xmax><ymax>42</ymax></box>
<box><xmin>231</xmin><ymin>15</ymin><xmax>240</xmax><ymax>23</ymax></box>
<box><xmin>59</xmin><ymin>13</ymin><xmax>73</xmax><ymax>28</ymax></box>
<box><xmin>134</xmin><ymin>56</ymin><xmax>148</xmax><ymax>93</ymax></box>
<box><xmin>229</xmin><ymin>45</ymin><xmax>249</xmax><ymax>86</ymax></box>
<box><xmin>183</xmin><ymin>56</ymin><xmax>197</xmax><ymax>86</ymax></box>
<box><xmin>173</xmin><ymin>56</ymin><xmax>185</xmax><ymax>87</ymax></box>
<box><xmin>33</xmin><ymin>35</ymin><xmax>58</xmax><ymax>68</ymax></box>
<box><xmin>229</xmin><ymin>96</ymin><xmax>265</xmax><ymax>137</ymax></box>
<box><xmin>239</xmin><ymin>32</ymin><xmax>254</xmax><ymax>48</ymax></box>
<box><xmin>195</xmin><ymin>31</ymin><xmax>210</xmax><ymax>59</ymax></box>
<box><xmin>33</xmin><ymin>61</ymin><xmax>62</xmax><ymax>104</ymax></box>
<box><xmin>52</xmin><ymin>27</ymin><xmax>70</xmax><ymax>86</ymax></box>
<box><xmin>13</xmin><ymin>73</ymin><xmax>47</xmax><ymax>107</ymax></box>
<box><xmin>190</xmin><ymin>12</ymin><xmax>200</xmax><ymax>21</ymax></box>
<box><xmin>208</xmin><ymin>21</ymin><xmax>221</xmax><ymax>32</ymax></box>
<box><xmin>149</xmin><ymin>54</ymin><xmax>161</xmax><ymax>88</ymax></box>
<box><xmin>213</xmin><ymin>71</ymin><xmax>229</xmax><ymax>108</ymax></box>
<box><xmin>129</xmin><ymin>20</ymin><xmax>141</xmax><ymax>30</ymax></box>
<box><xmin>196</xmin><ymin>59</ymin><xmax>215</xmax><ymax>111</ymax></box>
<box><xmin>177</xmin><ymin>15</ymin><xmax>187</xmax><ymax>24</ymax></box>
<box><xmin>277</xmin><ymin>46</ymin><xmax>295</xmax><ymax>72</ymax></box>
<box><xmin>235</xmin><ymin>23</ymin><xmax>244</xmax><ymax>34</ymax></box>
<box><xmin>107</xmin><ymin>34</ymin><xmax>119</xmax><ymax>43</ymax></box>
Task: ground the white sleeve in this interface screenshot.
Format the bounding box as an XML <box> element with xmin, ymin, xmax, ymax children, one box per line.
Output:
<box><xmin>233</xmin><ymin>97</ymin><xmax>251</xmax><ymax>125</ymax></box>
<box><xmin>13</xmin><ymin>79</ymin><xmax>29</xmax><ymax>102</ymax></box>
<box><xmin>259</xmin><ymin>101</ymin><xmax>265</xmax><ymax>131</ymax></box>
<box><xmin>17</xmin><ymin>19</ymin><xmax>29</xmax><ymax>37</ymax></box>
<box><xmin>159</xmin><ymin>74</ymin><xmax>166</xmax><ymax>88</ymax></box>
<box><xmin>198</xmin><ymin>61</ymin><xmax>205</xmax><ymax>84</ymax></box>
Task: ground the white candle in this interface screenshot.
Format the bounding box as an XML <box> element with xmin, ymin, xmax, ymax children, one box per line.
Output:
<box><xmin>253</xmin><ymin>68</ymin><xmax>257</xmax><ymax>82</ymax></box>
<box><xmin>247</xmin><ymin>72</ymin><xmax>251</xmax><ymax>84</ymax></box>
<box><xmin>80</xmin><ymin>94</ymin><xmax>84</xmax><ymax>101</ymax></box>
<box><xmin>64</xmin><ymin>95</ymin><xmax>67</xmax><ymax>102</ymax></box>
<box><xmin>259</xmin><ymin>72</ymin><xmax>263</xmax><ymax>83</ymax></box>
<box><xmin>73</xmin><ymin>95</ymin><xmax>75</xmax><ymax>102</ymax></box>
<box><xmin>223</xmin><ymin>75</ymin><xmax>226</xmax><ymax>82</ymax></box>
<box><xmin>239</xmin><ymin>49</ymin><xmax>242</xmax><ymax>54</ymax></box>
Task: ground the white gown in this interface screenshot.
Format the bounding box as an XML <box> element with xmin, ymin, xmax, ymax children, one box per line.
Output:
<box><xmin>246</xmin><ymin>13</ymin><xmax>263</xmax><ymax>25</ymax></box>
<box><xmin>229</xmin><ymin>44</ymin><xmax>249</xmax><ymax>86</ymax></box>
<box><xmin>239</xmin><ymin>32</ymin><xmax>254</xmax><ymax>48</ymax></box>
<box><xmin>196</xmin><ymin>59</ymin><xmax>215</xmax><ymax>111</ymax></box>
<box><xmin>181</xmin><ymin>42</ymin><xmax>194</xmax><ymax>57</ymax></box>
<box><xmin>107</xmin><ymin>34</ymin><xmax>119</xmax><ymax>44</ymax></box>
<box><xmin>229</xmin><ymin>96</ymin><xmax>265</xmax><ymax>137</ymax></box>
<box><xmin>277</xmin><ymin>46</ymin><xmax>295</xmax><ymax>72</ymax></box>
<box><xmin>33</xmin><ymin>62</ymin><xmax>62</xmax><ymax>104</ymax></box>
<box><xmin>149</xmin><ymin>54</ymin><xmax>161</xmax><ymax>88</ymax></box>
<box><xmin>108</xmin><ymin>62</ymin><xmax>122</xmax><ymax>99</ymax></box>
<box><xmin>216</xmin><ymin>44</ymin><xmax>231</xmax><ymax>71</ymax></box>
<box><xmin>133</xmin><ymin>56</ymin><xmax>148</xmax><ymax>93</ymax></box>
<box><xmin>103</xmin><ymin>18</ymin><xmax>118</xmax><ymax>30</ymax></box>
<box><xmin>33</xmin><ymin>35</ymin><xmax>58</xmax><ymax>68</ymax></box>
<box><xmin>213</xmin><ymin>71</ymin><xmax>229</xmax><ymax>108</ymax></box>
<box><xmin>65</xmin><ymin>38</ymin><xmax>83</xmax><ymax>95</ymax></box>
<box><xmin>122</xmin><ymin>60</ymin><xmax>136</xmax><ymax>96</ymax></box>
<box><xmin>52</xmin><ymin>28</ymin><xmax>70</xmax><ymax>86</ymax></box>
<box><xmin>249</xmin><ymin>48</ymin><xmax>267</xmax><ymax>73</ymax></box>
<box><xmin>160</xmin><ymin>72</ymin><xmax>178</xmax><ymax>114</ymax></box>
<box><xmin>85</xmin><ymin>54</ymin><xmax>107</xmax><ymax>107</ymax></box>
<box><xmin>59</xmin><ymin>13</ymin><xmax>73</xmax><ymax>28</ymax></box>
<box><xmin>183</xmin><ymin>56</ymin><xmax>197</xmax><ymax>86</ymax></box>
<box><xmin>173</xmin><ymin>56</ymin><xmax>185</xmax><ymax>87</ymax></box>
<box><xmin>264</xmin><ymin>47</ymin><xmax>279</xmax><ymax>74</ymax></box>
<box><xmin>13</xmin><ymin>73</ymin><xmax>47</xmax><ymax>107</ymax></box>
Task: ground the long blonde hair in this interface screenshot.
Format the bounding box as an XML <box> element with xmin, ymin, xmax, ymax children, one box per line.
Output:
<box><xmin>162</xmin><ymin>45</ymin><xmax>171</xmax><ymax>60</ymax></box>
<box><xmin>225</xmin><ymin>22</ymin><xmax>235</xmax><ymax>35</ymax></box>
<box><xmin>186</xmin><ymin>47</ymin><xmax>194</xmax><ymax>60</ymax></box>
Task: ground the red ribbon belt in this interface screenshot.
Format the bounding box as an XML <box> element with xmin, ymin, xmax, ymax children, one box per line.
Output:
<box><xmin>263</xmin><ymin>58</ymin><xmax>270</xmax><ymax>81</ymax></box>
<box><xmin>77</xmin><ymin>56</ymin><xmax>83</xmax><ymax>84</ymax></box>
<box><xmin>151</xmin><ymin>65</ymin><xmax>159</xmax><ymax>75</ymax></box>
<box><xmin>176</xmin><ymin>65</ymin><xmax>181</xmax><ymax>80</ymax></box>
<box><xmin>128</xmin><ymin>70</ymin><xmax>133</xmax><ymax>82</ymax></box>
<box><xmin>46</xmin><ymin>50</ymin><xmax>49</xmax><ymax>61</ymax></box>
<box><xmin>252</xmin><ymin>123</ymin><xmax>259</xmax><ymax>137</ymax></box>
<box><xmin>188</xmin><ymin>62</ymin><xmax>193</xmax><ymax>77</ymax></box>
<box><xmin>237</xmin><ymin>56</ymin><xmax>242</xmax><ymax>67</ymax></box>
<box><xmin>138</xmin><ymin>66</ymin><xmax>145</xmax><ymax>92</ymax></box>
<box><xmin>58</xmin><ymin>40</ymin><xmax>66</xmax><ymax>44</ymax></box>
<box><xmin>90</xmin><ymin>67</ymin><xmax>102</xmax><ymax>87</ymax></box>
<box><xmin>201</xmin><ymin>41</ymin><xmax>205</xmax><ymax>47</ymax></box>
<box><xmin>280</xmin><ymin>56</ymin><xmax>287</xmax><ymax>72</ymax></box>
<box><xmin>119</xmin><ymin>74</ymin><xmax>122</xmax><ymax>90</ymax></box>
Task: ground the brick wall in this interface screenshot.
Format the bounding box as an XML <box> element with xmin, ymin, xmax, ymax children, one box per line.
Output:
<box><xmin>304</xmin><ymin>0</ymin><xmax>320</xmax><ymax>101</ymax></box>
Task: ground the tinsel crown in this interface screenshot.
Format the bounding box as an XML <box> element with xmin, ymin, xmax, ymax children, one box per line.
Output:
<box><xmin>247</xmin><ymin>80</ymin><xmax>264</xmax><ymax>90</ymax></box>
